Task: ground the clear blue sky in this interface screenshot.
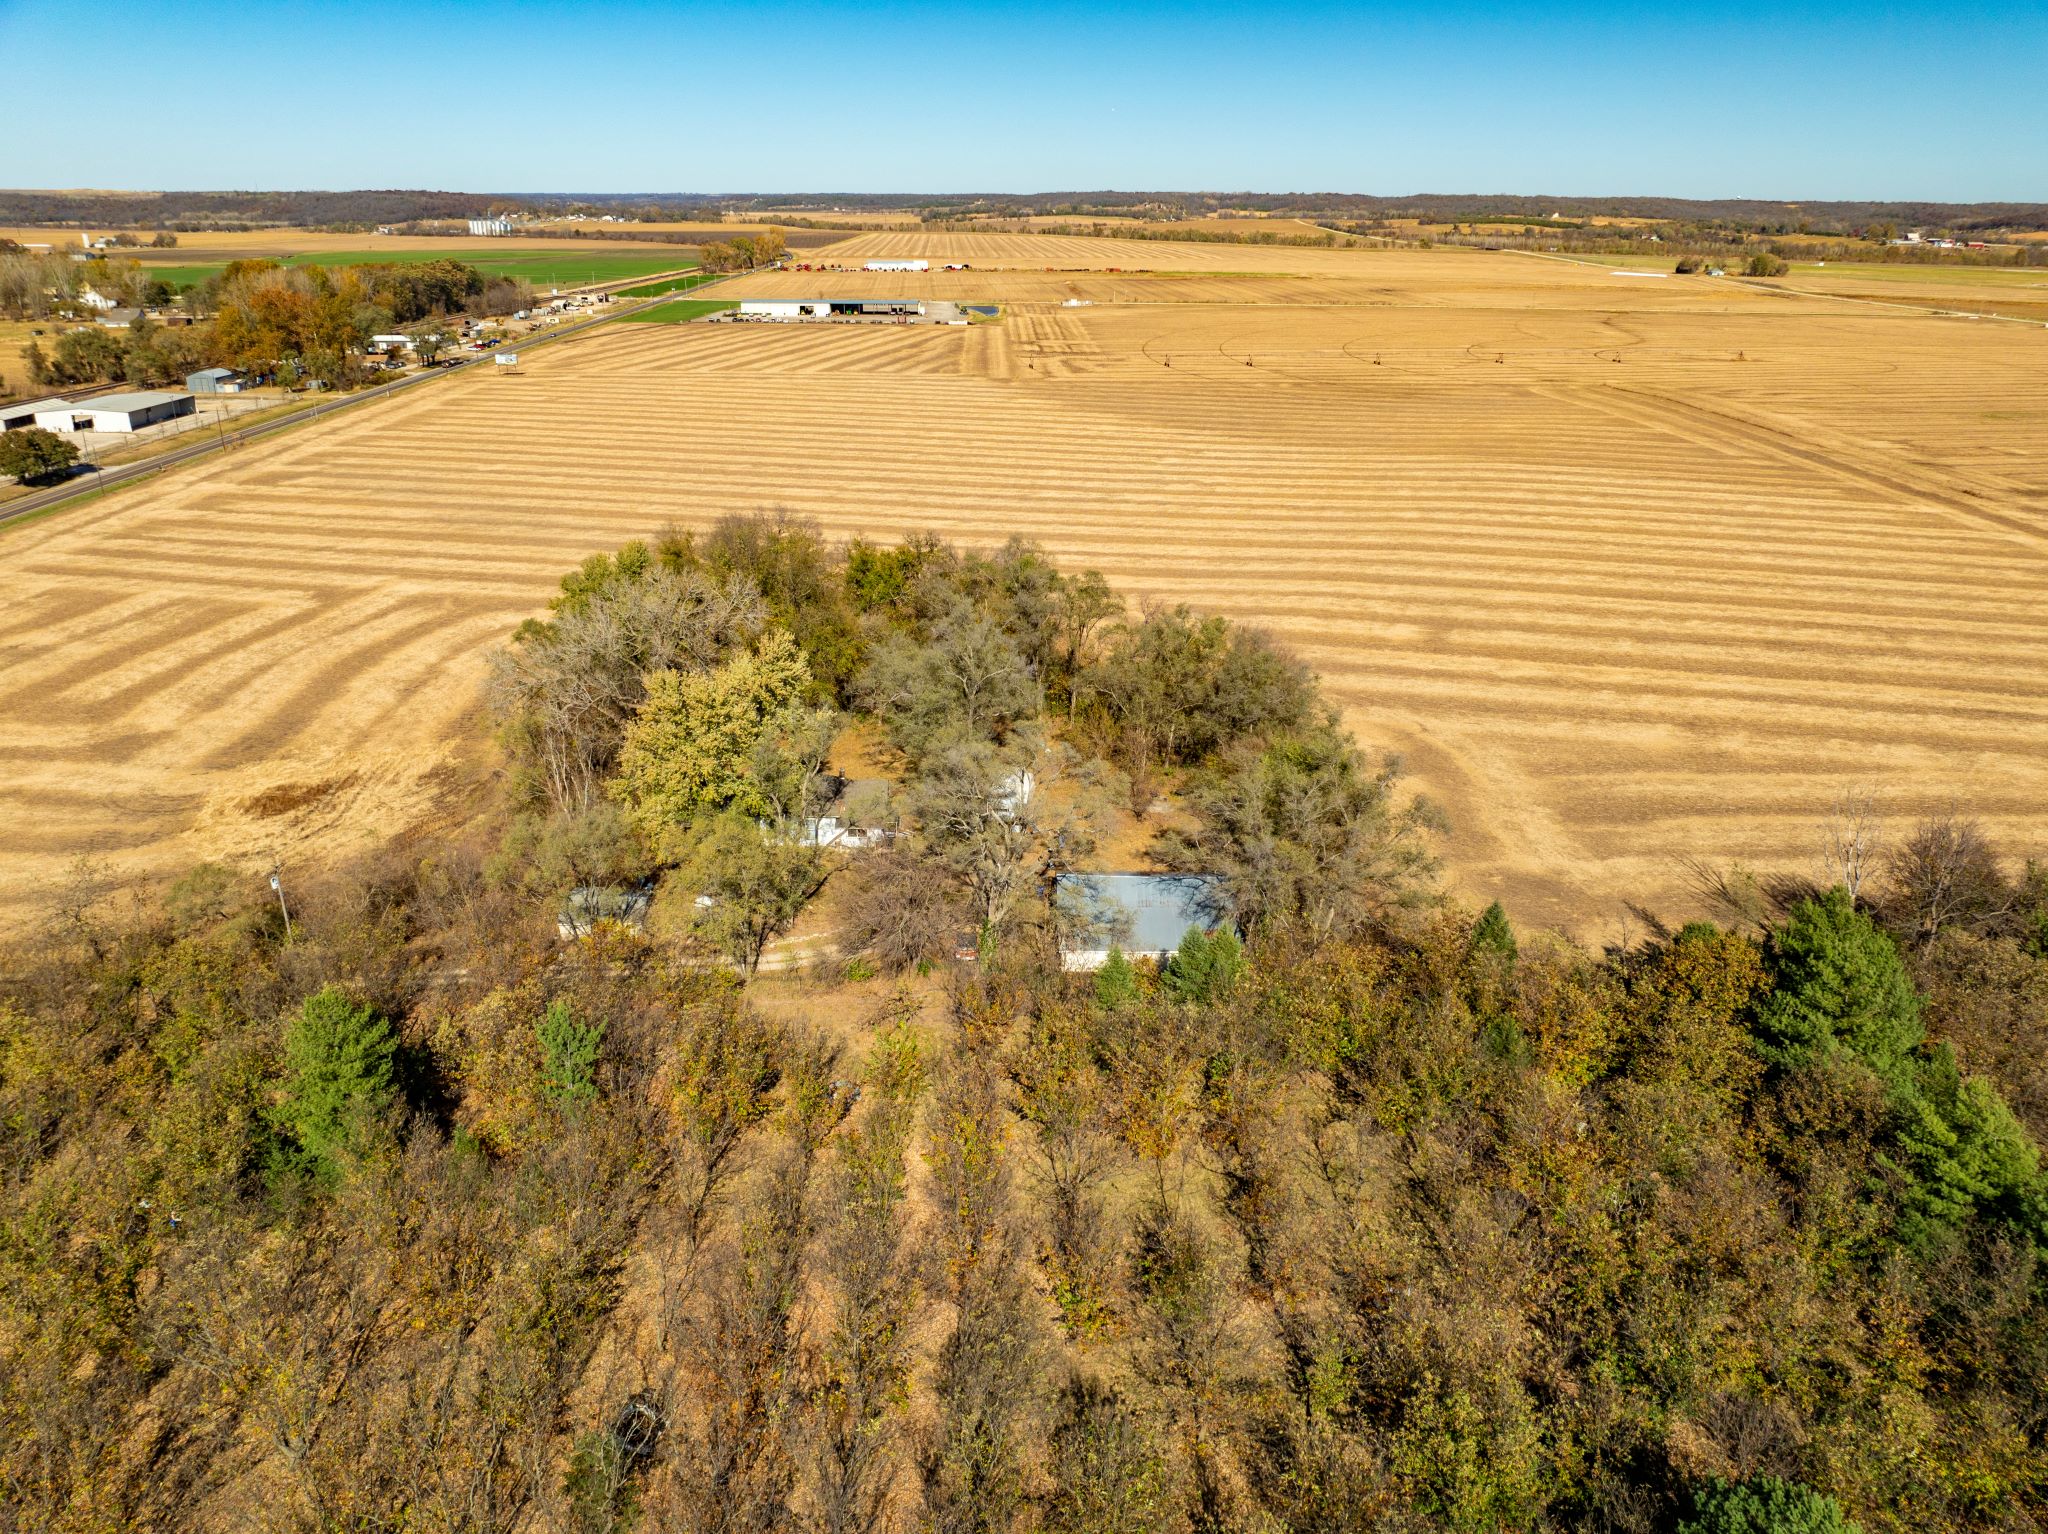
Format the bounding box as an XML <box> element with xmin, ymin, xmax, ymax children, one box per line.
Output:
<box><xmin>3</xmin><ymin>0</ymin><xmax>2043</xmax><ymax>199</ymax></box>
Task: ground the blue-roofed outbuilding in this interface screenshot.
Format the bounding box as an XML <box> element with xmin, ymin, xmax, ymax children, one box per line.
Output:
<box><xmin>1053</xmin><ymin>872</ymin><xmax>1231</xmax><ymax>972</ymax></box>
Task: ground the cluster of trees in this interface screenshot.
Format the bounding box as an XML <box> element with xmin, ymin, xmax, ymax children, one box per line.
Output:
<box><xmin>24</xmin><ymin>314</ymin><xmax>212</xmax><ymax>391</ymax></box>
<box><xmin>695</xmin><ymin>229</ymin><xmax>788</xmax><ymax>272</ymax></box>
<box><xmin>4</xmin><ymin>525</ymin><xmax>2048</xmax><ymax>1531</ymax></box>
<box><xmin>189</xmin><ymin>257</ymin><xmax>522</xmax><ymax>389</ymax></box>
<box><xmin>0</xmin><ymin>248</ymin><xmax>176</xmax><ymax>321</ymax></box>
<box><xmin>1</xmin><ymin>250</ymin><xmax>530</xmax><ymax>398</ymax></box>
<box><xmin>488</xmin><ymin>517</ymin><xmax>1424</xmax><ymax>978</ymax></box>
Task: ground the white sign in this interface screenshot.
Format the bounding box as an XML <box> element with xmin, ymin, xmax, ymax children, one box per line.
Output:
<box><xmin>495</xmin><ymin>352</ymin><xmax>520</xmax><ymax>367</ymax></box>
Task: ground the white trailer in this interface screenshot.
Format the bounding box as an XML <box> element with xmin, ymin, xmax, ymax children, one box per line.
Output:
<box><xmin>740</xmin><ymin>299</ymin><xmax>831</xmax><ymax>319</ymax></box>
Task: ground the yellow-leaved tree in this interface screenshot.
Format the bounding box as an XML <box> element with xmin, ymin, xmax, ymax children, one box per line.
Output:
<box><xmin>611</xmin><ymin>629</ymin><xmax>833</xmax><ymax>859</ymax></box>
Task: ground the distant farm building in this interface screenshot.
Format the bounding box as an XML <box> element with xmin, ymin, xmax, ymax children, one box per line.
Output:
<box><xmin>367</xmin><ymin>333</ymin><xmax>412</xmax><ymax>354</ymax></box>
<box><xmin>1053</xmin><ymin>873</ymin><xmax>1232</xmax><ymax>971</ymax></box>
<box><xmin>1</xmin><ymin>397</ymin><xmax>72</xmax><ymax>431</ymax></box>
<box><xmin>467</xmin><ymin>217</ymin><xmax>512</xmax><ymax>236</ymax></box>
<box><xmin>739</xmin><ymin>298</ymin><xmax>924</xmax><ymax>320</ymax></box>
<box><xmin>186</xmin><ymin>367</ymin><xmax>248</xmax><ymax>394</ymax></box>
<box><xmin>33</xmin><ymin>391</ymin><xmax>195</xmax><ymax>433</ymax></box>
<box><xmin>864</xmin><ymin>258</ymin><xmax>929</xmax><ymax>272</ymax></box>
<box><xmin>95</xmin><ymin>307</ymin><xmax>142</xmax><ymax>329</ymax></box>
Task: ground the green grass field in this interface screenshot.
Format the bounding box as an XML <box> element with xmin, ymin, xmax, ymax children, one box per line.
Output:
<box><xmin>1788</xmin><ymin>260</ymin><xmax>2047</xmax><ymax>286</ymax></box>
<box><xmin>616</xmin><ymin>271</ymin><xmax>728</xmax><ymax>298</ymax></box>
<box><xmin>619</xmin><ymin>298</ymin><xmax>738</xmax><ymax>324</ymax></box>
<box><xmin>143</xmin><ymin>249</ymin><xmax>699</xmax><ymax>291</ymax></box>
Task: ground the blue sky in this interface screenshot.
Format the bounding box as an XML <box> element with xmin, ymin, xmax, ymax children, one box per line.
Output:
<box><xmin>2</xmin><ymin>0</ymin><xmax>2042</xmax><ymax>198</ymax></box>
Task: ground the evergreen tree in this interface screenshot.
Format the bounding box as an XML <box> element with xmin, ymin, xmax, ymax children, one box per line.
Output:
<box><xmin>1753</xmin><ymin>888</ymin><xmax>1922</xmax><ymax>1083</ymax></box>
<box><xmin>273</xmin><ymin>986</ymin><xmax>397</xmax><ymax>1183</ymax></box>
<box><xmin>1093</xmin><ymin>947</ymin><xmax>1140</xmax><ymax>1010</ymax></box>
<box><xmin>537</xmin><ymin>999</ymin><xmax>604</xmax><ymax>1110</ymax></box>
<box><xmin>1678</xmin><ymin>1476</ymin><xmax>1858</xmax><ymax>1534</ymax></box>
<box><xmin>1471</xmin><ymin>901</ymin><xmax>1518</xmax><ymax>962</ymax></box>
<box><xmin>1162</xmin><ymin>928</ymin><xmax>1246</xmax><ymax>1004</ymax></box>
<box><xmin>1890</xmin><ymin>1042</ymin><xmax>2048</xmax><ymax>1247</ymax></box>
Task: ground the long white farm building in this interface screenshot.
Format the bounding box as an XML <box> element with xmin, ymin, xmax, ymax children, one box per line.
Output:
<box><xmin>33</xmin><ymin>391</ymin><xmax>196</xmax><ymax>433</ymax></box>
<box><xmin>739</xmin><ymin>298</ymin><xmax>924</xmax><ymax>320</ymax></box>
<box><xmin>863</xmin><ymin>258</ymin><xmax>928</xmax><ymax>272</ymax></box>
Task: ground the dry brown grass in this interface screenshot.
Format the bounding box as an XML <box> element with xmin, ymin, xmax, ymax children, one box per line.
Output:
<box><xmin>800</xmin><ymin>228</ymin><xmax>1386</xmax><ymax>272</ymax></box>
<box><xmin>3</xmin><ymin>238</ymin><xmax>2045</xmax><ymax>934</ymax></box>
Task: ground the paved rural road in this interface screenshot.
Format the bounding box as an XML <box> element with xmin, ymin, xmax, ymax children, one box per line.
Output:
<box><xmin>0</xmin><ymin>268</ymin><xmax>725</xmax><ymax>528</ymax></box>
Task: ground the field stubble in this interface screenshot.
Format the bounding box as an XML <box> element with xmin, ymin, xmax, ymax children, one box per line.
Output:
<box><xmin>2</xmin><ymin>241</ymin><xmax>2045</xmax><ymax>934</ymax></box>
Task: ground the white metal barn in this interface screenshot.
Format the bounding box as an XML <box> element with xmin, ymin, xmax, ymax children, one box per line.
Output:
<box><xmin>34</xmin><ymin>391</ymin><xmax>195</xmax><ymax>433</ymax></box>
<box><xmin>1</xmin><ymin>397</ymin><xmax>72</xmax><ymax>430</ymax></box>
<box><xmin>864</xmin><ymin>259</ymin><xmax>929</xmax><ymax>272</ymax></box>
<box><xmin>739</xmin><ymin>299</ymin><xmax>925</xmax><ymax>320</ymax></box>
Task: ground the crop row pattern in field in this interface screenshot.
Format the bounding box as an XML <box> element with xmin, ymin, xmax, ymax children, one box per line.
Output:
<box><xmin>1</xmin><ymin>243</ymin><xmax>2044</xmax><ymax>930</ymax></box>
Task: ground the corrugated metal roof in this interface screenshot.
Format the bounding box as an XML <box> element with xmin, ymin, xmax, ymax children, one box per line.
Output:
<box><xmin>1055</xmin><ymin>873</ymin><xmax>1230</xmax><ymax>956</ymax></box>
<box><xmin>2</xmin><ymin>397</ymin><xmax>74</xmax><ymax>420</ymax></box>
<box><xmin>71</xmin><ymin>391</ymin><xmax>192</xmax><ymax>413</ymax></box>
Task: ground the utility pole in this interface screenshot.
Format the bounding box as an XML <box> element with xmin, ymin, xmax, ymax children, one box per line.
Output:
<box><xmin>269</xmin><ymin>865</ymin><xmax>294</xmax><ymax>944</ymax></box>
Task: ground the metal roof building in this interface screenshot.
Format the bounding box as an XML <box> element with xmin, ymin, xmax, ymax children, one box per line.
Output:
<box><xmin>33</xmin><ymin>391</ymin><xmax>195</xmax><ymax>433</ymax></box>
<box><xmin>1</xmin><ymin>397</ymin><xmax>74</xmax><ymax>431</ymax></box>
<box><xmin>1053</xmin><ymin>873</ymin><xmax>1231</xmax><ymax>971</ymax></box>
<box><xmin>739</xmin><ymin>298</ymin><xmax>925</xmax><ymax>320</ymax></box>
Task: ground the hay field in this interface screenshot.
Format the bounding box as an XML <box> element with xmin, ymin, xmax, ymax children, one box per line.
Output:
<box><xmin>2</xmin><ymin>238</ymin><xmax>2045</xmax><ymax>933</ymax></box>
<box><xmin>1778</xmin><ymin>262</ymin><xmax>2048</xmax><ymax>323</ymax></box>
<box><xmin>807</xmin><ymin>229</ymin><xmax>1378</xmax><ymax>272</ymax></box>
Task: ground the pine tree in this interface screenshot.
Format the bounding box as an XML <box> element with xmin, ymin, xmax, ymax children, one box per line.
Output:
<box><xmin>1678</xmin><ymin>1475</ymin><xmax>1858</xmax><ymax>1534</ymax></box>
<box><xmin>538</xmin><ymin>999</ymin><xmax>604</xmax><ymax>1110</ymax></box>
<box><xmin>274</xmin><ymin>986</ymin><xmax>397</xmax><ymax>1183</ymax></box>
<box><xmin>1162</xmin><ymin>928</ymin><xmax>1246</xmax><ymax>1004</ymax></box>
<box><xmin>1471</xmin><ymin>901</ymin><xmax>1518</xmax><ymax>962</ymax></box>
<box><xmin>1752</xmin><ymin>888</ymin><xmax>1921</xmax><ymax>1083</ymax></box>
<box><xmin>1093</xmin><ymin>947</ymin><xmax>1140</xmax><ymax>1010</ymax></box>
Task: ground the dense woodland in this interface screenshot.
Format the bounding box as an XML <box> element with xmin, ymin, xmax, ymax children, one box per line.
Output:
<box><xmin>4</xmin><ymin>519</ymin><xmax>2047</xmax><ymax>1532</ymax></box>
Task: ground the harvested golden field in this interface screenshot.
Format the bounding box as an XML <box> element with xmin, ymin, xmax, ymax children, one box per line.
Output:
<box><xmin>0</xmin><ymin>318</ymin><xmax>44</xmax><ymax>399</ymax></box>
<box><xmin>1775</xmin><ymin>262</ymin><xmax>2048</xmax><ymax>323</ymax></box>
<box><xmin>807</xmin><ymin>228</ymin><xmax>1377</xmax><ymax>271</ymax></box>
<box><xmin>3</xmin><ymin>239</ymin><xmax>2046</xmax><ymax>933</ymax></box>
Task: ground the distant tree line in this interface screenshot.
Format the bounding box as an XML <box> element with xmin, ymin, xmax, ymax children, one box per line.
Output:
<box><xmin>10</xmin><ymin>189</ymin><xmax>2044</xmax><ymax>238</ymax></box>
